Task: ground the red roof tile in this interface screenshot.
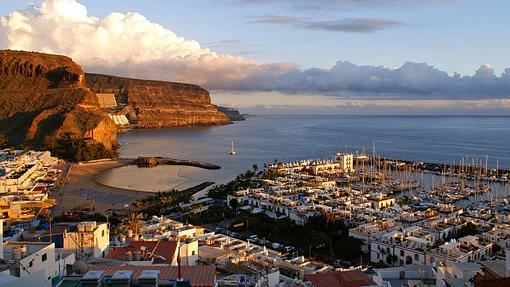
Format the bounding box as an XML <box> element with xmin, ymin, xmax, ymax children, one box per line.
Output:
<box><xmin>306</xmin><ymin>270</ymin><xmax>376</xmax><ymax>287</ymax></box>
<box><xmin>108</xmin><ymin>240</ymin><xmax>178</xmax><ymax>264</ymax></box>
<box><xmin>88</xmin><ymin>264</ymin><xmax>216</xmax><ymax>287</ymax></box>
<box><xmin>475</xmin><ymin>277</ymin><xmax>510</xmax><ymax>287</ymax></box>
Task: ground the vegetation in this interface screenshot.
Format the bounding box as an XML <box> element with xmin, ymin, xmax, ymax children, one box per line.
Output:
<box><xmin>224</xmin><ymin>212</ymin><xmax>362</xmax><ymax>261</ymax></box>
<box><xmin>53</xmin><ymin>212</ymin><xmax>107</xmax><ymax>223</ymax></box>
<box><xmin>128</xmin><ymin>182</ymin><xmax>214</xmax><ymax>217</ymax></box>
<box><xmin>187</xmin><ymin>204</ymin><xmax>236</xmax><ymax>224</ymax></box>
<box><xmin>116</xmin><ymin>213</ymin><xmax>144</xmax><ymax>236</ymax></box>
<box><xmin>208</xmin><ymin>165</ymin><xmax>260</xmax><ymax>199</ymax></box>
<box><xmin>397</xmin><ymin>196</ymin><xmax>414</xmax><ymax>206</ymax></box>
<box><xmin>0</xmin><ymin>134</ymin><xmax>6</xmax><ymax>149</ymax></box>
<box><xmin>198</xmin><ymin>167</ymin><xmax>362</xmax><ymax>261</ymax></box>
<box><xmin>455</xmin><ymin>222</ymin><xmax>482</xmax><ymax>238</ymax></box>
<box><xmin>46</xmin><ymin>134</ymin><xmax>118</xmax><ymax>162</ymax></box>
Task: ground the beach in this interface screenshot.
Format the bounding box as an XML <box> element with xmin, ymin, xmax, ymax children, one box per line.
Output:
<box><xmin>55</xmin><ymin>159</ymin><xmax>222</xmax><ymax>215</ymax></box>
<box><xmin>96</xmin><ymin>164</ymin><xmax>215</xmax><ymax>192</ymax></box>
<box><xmin>55</xmin><ymin>160</ymin><xmax>139</xmax><ymax>215</ymax></box>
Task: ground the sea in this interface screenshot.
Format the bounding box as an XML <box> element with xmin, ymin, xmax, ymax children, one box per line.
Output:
<box><xmin>109</xmin><ymin>116</ymin><xmax>510</xmax><ymax>191</ymax></box>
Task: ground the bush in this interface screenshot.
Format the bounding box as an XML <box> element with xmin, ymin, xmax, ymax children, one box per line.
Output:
<box><xmin>49</xmin><ymin>134</ymin><xmax>118</xmax><ymax>162</ymax></box>
<box><xmin>0</xmin><ymin>134</ymin><xmax>6</xmax><ymax>149</ymax></box>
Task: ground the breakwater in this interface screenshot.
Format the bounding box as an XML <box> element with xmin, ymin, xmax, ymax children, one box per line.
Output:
<box><xmin>129</xmin><ymin>156</ymin><xmax>221</xmax><ymax>170</ymax></box>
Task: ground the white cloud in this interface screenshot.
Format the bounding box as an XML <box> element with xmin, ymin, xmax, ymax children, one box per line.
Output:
<box><xmin>0</xmin><ymin>0</ymin><xmax>270</xmax><ymax>85</ymax></box>
<box><xmin>1</xmin><ymin>0</ymin><xmax>509</xmax><ymax>102</ymax></box>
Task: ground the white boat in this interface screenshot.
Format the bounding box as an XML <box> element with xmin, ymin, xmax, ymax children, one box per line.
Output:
<box><xmin>229</xmin><ymin>140</ymin><xmax>236</xmax><ymax>155</ymax></box>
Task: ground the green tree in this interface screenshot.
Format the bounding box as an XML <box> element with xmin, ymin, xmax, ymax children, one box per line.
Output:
<box><xmin>119</xmin><ymin>213</ymin><xmax>144</xmax><ymax>235</ymax></box>
<box><xmin>229</xmin><ymin>198</ymin><xmax>239</xmax><ymax>210</ymax></box>
<box><xmin>160</xmin><ymin>196</ymin><xmax>174</xmax><ymax>213</ymax></box>
<box><xmin>0</xmin><ymin>134</ymin><xmax>7</xmax><ymax>149</ymax></box>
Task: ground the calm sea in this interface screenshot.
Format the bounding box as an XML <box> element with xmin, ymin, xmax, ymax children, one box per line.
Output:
<box><xmin>116</xmin><ymin>116</ymin><xmax>510</xmax><ymax>186</ymax></box>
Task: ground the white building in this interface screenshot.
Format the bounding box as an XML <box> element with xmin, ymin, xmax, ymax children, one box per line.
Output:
<box><xmin>371</xmin><ymin>227</ymin><xmax>493</xmax><ymax>267</ymax></box>
<box><xmin>54</xmin><ymin>221</ymin><xmax>110</xmax><ymax>258</ymax></box>
<box><xmin>0</xmin><ymin>150</ymin><xmax>58</xmax><ymax>193</ymax></box>
<box><xmin>336</xmin><ymin>152</ymin><xmax>354</xmax><ymax>173</ymax></box>
<box><xmin>0</xmin><ymin>220</ymin><xmax>75</xmax><ymax>287</ymax></box>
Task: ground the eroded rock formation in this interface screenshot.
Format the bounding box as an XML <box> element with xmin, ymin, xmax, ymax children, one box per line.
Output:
<box><xmin>85</xmin><ymin>73</ymin><xmax>232</xmax><ymax>128</ymax></box>
<box><xmin>0</xmin><ymin>50</ymin><xmax>117</xmax><ymax>149</ymax></box>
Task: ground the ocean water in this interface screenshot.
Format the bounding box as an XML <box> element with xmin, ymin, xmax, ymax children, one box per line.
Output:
<box><xmin>115</xmin><ymin>116</ymin><xmax>510</xmax><ymax>186</ymax></box>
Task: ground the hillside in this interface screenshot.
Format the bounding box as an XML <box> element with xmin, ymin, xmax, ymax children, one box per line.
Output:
<box><xmin>0</xmin><ymin>50</ymin><xmax>117</xmax><ymax>155</ymax></box>
<box><xmin>85</xmin><ymin>73</ymin><xmax>232</xmax><ymax>128</ymax></box>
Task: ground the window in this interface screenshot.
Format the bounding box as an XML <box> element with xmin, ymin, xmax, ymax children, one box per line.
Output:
<box><xmin>400</xmin><ymin>250</ymin><xmax>404</xmax><ymax>256</ymax></box>
<box><xmin>102</xmin><ymin>230</ymin><xmax>105</xmax><ymax>237</ymax></box>
<box><xmin>192</xmin><ymin>250</ymin><xmax>196</xmax><ymax>256</ymax></box>
<box><xmin>42</xmin><ymin>253</ymin><xmax>47</xmax><ymax>262</ymax></box>
<box><xmin>29</xmin><ymin>261</ymin><xmax>33</xmax><ymax>268</ymax></box>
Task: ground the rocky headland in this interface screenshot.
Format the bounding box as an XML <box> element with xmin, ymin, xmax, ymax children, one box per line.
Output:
<box><xmin>85</xmin><ymin>73</ymin><xmax>232</xmax><ymax>128</ymax></box>
<box><xmin>0</xmin><ymin>50</ymin><xmax>117</xmax><ymax>152</ymax></box>
<box><xmin>0</xmin><ymin>50</ymin><xmax>241</xmax><ymax>160</ymax></box>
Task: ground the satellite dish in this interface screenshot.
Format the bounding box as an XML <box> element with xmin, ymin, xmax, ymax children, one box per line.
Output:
<box><xmin>73</xmin><ymin>260</ymin><xmax>88</xmax><ymax>275</ymax></box>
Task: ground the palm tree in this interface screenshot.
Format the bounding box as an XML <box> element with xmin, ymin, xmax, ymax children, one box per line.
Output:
<box><xmin>122</xmin><ymin>213</ymin><xmax>144</xmax><ymax>235</ymax></box>
<box><xmin>160</xmin><ymin>196</ymin><xmax>174</xmax><ymax>207</ymax></box>
<box><xmin>320</xmin><ymin>210</ymin><xmax>337</xmax><ymax>224</ymax></box>
<box><xmin>160</xmin><ymin>196</ymin><xmax>174</xmax><ymax>213</ymax></box>
<box><xmin>132</xmin><ymin>199</ymin><xmax>144</xmax><ymax>210</ymax></box>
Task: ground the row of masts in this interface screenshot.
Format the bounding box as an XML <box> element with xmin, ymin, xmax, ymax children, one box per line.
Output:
<box><xmin>346</xmin><ymin>141</ymin><xmax>510</xmax><ymax>208</ymax></box>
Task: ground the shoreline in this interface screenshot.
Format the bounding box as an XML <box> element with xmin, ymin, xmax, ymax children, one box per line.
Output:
<box><xmin>55</xmin><ymin>158</ymin><xmax>223</xmax><ymax>215</ymax></box>
<box><xmin>95</xmin><ymin>164</ymin><xmax>212</xmax><ymax>192</ymax></box>
<box><xmin>129</xmin><ymin>156</ymin><xmax>221</xmax><ymax>170</ymax></box>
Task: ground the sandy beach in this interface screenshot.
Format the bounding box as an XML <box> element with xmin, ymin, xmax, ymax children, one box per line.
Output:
<box><xmin>96</xmin><ymin>164</ymin><xmax>211</xmax><ymax>192</ymax></box>
<box><xmin>55</xmin><ymin>159</ymin><xmax>222</xmax><ymax>215</ymax></box>
<box><xmin>56</xmin><ymin>160</ymin><xmax>146</xmax><ymax>215</ymax></box>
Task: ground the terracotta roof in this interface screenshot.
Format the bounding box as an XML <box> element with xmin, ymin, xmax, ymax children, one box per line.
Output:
<box><xmin>474</xmin><ymin>277</ymin><xmax>510</xmax><ymax>287</ymax></box>
<box><xmin>88</xmin><ymin>264</ymin><xmax>216</xmax><ymax>287</ymax></box>
<box><xmin>306</xmin><ymin>270</ymin><xmax>376</xmax><ymax>287</ymax></box>
<box><xmin>108</xmin><ymin>240</ymin><xmax>178</xmax><ymax>264</ymax></box>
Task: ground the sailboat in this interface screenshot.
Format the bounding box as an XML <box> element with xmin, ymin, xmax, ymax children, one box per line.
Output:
<box><xmin>229</xmin><ymin>140</ymin><xmax>236</xmax><ymax>155</ymax></box>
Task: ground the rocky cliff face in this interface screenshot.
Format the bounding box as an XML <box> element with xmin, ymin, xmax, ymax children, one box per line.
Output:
<box><xmin>85</xmin><ymin>73</ymin><xmax>231</xmax><ymax>128</ymax></box>
<box><xmin>216</xmin><ymin>106</ymin><xmax>245</xmax><ymax>121</ymax></box>
<box><xmin>0</xmin><ymin>50</ymin><xmax>116</xmax><ymax>149</ymax></box>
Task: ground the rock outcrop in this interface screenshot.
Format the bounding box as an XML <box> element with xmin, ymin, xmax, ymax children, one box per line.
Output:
<box><xmin>85</xmin><ymin>73</ymin><xmax>232</xmax><ymax>128</ymax></box>
<box><xmin>216</xmin><ymin>106</ymin><xmax>245</xmax><ymax>121</ymax></box>
<box><xmin>0</xmin><ymin>50</ymin><xmax>117</xmax><ymax>149</ymax></box>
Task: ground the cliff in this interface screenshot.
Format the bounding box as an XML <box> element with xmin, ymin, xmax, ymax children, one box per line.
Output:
<box><xmin>0</xmin><ymin>50</ymin><xmax>117</xmax><ymax>150</ymax></box>
<box><xmin>85</xmin><ymin>73</ymin><xmax>231</xmax><ymax>128</ymax></box>
<box><xmin>216</xmin><ymin>106</ymin><xmax>245</xmax><ymax>121</ymax></box>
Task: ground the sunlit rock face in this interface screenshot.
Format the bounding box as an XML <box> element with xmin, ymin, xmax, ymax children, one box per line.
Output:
<box><xmin>85</xmin><ymin>73</ymin><xmax>232</xmax><ymax>128</ymax></box>
<box><xmin>0</xmin><ymin>50</ymin><xmax>117</xmax><ymax>149</ymax></box>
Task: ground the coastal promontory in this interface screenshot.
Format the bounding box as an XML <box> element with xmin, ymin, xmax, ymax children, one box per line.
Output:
<box><xmin>0</xmin><ymin>50</ymin><xmax>240</xmax><ymax>160</ymax></box>
<box><xmin>0</xmin><ymin>50</ymin><xmax>117</xmax><ymax>156</ymax></box>
<box><xmin>85</xmin><ymin>73</ymin><xmax>232</xmax><ymax>128</ymax></box>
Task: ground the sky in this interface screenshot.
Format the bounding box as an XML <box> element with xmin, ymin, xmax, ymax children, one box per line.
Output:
<box><xmin>0</xmin><ymin>0</ymin><xmax>509</xmax><ymax>115</ymax></box>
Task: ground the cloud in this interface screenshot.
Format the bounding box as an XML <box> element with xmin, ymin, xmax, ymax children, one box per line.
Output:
<box><xmin>213</xmin><ymin>91</ymin><xmax>510</xmax><ymax>116</ymax></box>
<box><xmin>216</xmin><ymin>61</ymin><xmax>510</xmax><ymax>100</ymax></box>
<box><xmin>251</xmin><ymin>15</ymin><xmax>402</xmax><ymax>33</ymax></box>
<box><xmin>0</xmin><ymin>0</ymin><xmax>269</xmax><ymax>85</ymax></box>
<box><xmin>230</xmin><ymin>0</ymin><xmax>450</xmax><ymax>10</ymax></box>
<box><xmin>0</xmin><ymin>0</ymin><xmax>509</xmax><ymax>103</ymax></box>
